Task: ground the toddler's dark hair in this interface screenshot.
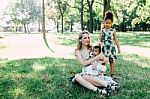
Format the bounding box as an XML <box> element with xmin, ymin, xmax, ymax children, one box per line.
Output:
<box><xmin>104</xmin><ymin>11</ymin><xmax>113</xmax><ymax>22</ymax></box>
<box><xmin>93</xmin><ymin>46</ymin><xmax>101</xmax><ymax>53</ymax></box>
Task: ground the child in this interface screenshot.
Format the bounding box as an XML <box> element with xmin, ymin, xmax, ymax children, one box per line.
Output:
<box><xmin>83</xmin><ymin>45</ymin><xmax>107</xmax><ymax>77</ymax></box>
<box><xmin>99</xmin><ymin>11</ymin><xmax>120</xmax><ymax>79</ymax></box>
<box><xmin>84</xmin><ymin>46</ymin><xmax>119</xmax><ymax>91</ymax></box>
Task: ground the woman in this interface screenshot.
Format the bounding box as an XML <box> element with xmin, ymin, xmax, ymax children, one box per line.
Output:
<box><xmin>74</xmin><ymin>31</ymin><xmax>111</xmax><ymax>95</ymax></box>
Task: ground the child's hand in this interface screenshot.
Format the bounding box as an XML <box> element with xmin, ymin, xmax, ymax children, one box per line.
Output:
<box><xmin>98</xmin><ymin>41</ymin><xmax>102</xmax><ymax>46</ymax></box>
<box><xmin>118</xmin><ymin>47</ymin><xmax>121</xmax><ymax>53</ymax></box>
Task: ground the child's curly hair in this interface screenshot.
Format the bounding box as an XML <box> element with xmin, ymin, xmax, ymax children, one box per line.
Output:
<box><xmin>104</xmin><ymin>11</ymin><xmax>114</xmax><ymax>22</ymax></box>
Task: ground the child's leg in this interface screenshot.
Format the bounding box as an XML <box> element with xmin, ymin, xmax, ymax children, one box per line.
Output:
<box><xmin>109</xmin><ymin>57</ymin><xmax>115</xmax><ymax>75</ymax></box>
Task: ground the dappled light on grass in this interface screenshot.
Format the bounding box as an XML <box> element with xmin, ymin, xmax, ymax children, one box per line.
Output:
<box><xmin>56</xmin><ymin>36</ymin><xmax>77</xmax><ymax>46</ymax></box>
<box><xmin>11</xmin><ymin>87</ymin><xmax>26</xmax><ymax>98</ymax></box>
<box><xmin>12</xmin><ymin>73</ymin><xmax>33</xmax><ymax>79</ymax></box>
<box><xmin>122</xmin><ymin>53</ymin><xmax>150</xmax><ymax>68</ymax></box>
<box><xmin>118</xmin><ymin>32</ymin><xmax>150</xmax><ymax>48</ymax></box>
<box><xmin>32</xmin><ymin>64</ymin><xmax>46</xmax><ymax>71</ymax></box>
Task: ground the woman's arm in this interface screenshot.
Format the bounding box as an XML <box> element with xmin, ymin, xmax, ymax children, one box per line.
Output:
<box><xmin>75</xmin><ymin>50</ymin><xmax>104</xmax><ymax>66</ymax></box>
<box><xmin>113</xmin><ymin>30</ymin><xmax>120</xmax><ymax>53</ymax></box>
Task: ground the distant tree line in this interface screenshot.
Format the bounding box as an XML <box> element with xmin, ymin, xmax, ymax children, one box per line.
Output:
<box><xmin>3</xmin><ymin>0</ymin><xmax>150</xmax><ymax>33</ymax></box>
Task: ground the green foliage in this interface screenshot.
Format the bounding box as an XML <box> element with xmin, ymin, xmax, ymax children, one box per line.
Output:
<box><xmin>4</xmin><ymin>0</ymin><xmax>41</xmax><ymax>26</ymax></box>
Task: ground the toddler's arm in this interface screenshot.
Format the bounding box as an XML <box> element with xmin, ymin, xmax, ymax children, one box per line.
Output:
<box><xmin>113</xmin><ymin>30</ymin><xmax>120</xmax><ymax>53</ymax></box>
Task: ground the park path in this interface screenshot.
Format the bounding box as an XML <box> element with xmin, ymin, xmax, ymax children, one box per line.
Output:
<box><xmin>0</xmin><ymin>33</ymin><xmax>149</xmax><ymax>60</ymax></box>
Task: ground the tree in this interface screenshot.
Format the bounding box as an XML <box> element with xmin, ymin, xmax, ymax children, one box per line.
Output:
<box><xmin>42</xmin><ymin>0</ymin><xmax>54</xmax><ymax>52</ymax></box>
<box><xmin>5</xmin><ymin>0</ymin><xmax>41</xmax><ymax>33</ymax></box>
<box><xmin>132</xmin><ymin>0</ymin><xmax>150</xmax><ymax>31</ymax></box>
<box><xmin>103</xmin><ymin>0</ymin><xmax>111</xmax><ymax>18</ymax></box>
<box><xmin>87</xmin><ymin>0</ymin><xmax>94</xmax><ymax>33</ymax></box>
<box><xmin>54</xmin><ymin>0</ymin><xmax>68</xmax><ymax>33</ymax></box>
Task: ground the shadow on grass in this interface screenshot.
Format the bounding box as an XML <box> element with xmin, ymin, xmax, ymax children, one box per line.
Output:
<box><xmin>55</xmin><ymin>32</ymin><xmax>150</xmax><ymax>48</ymax></box>
<box><xmin>57</xmin><ymin>37</ymin><xmax>77</xmax><ymax>46</ymax></box>
<box><xmin>118</xmin><ymin>33</ymin><xmax>150</xmax><ymax>48</ymax></box>
<box><xmin>0</xmin><ymin>54</ymin><xmax>150</xmax><ymax>98</ymax></box>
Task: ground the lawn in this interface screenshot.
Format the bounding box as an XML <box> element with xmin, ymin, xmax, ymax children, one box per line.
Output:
<box><xmin>56</xmin><ymin>32</ymin><xmax>150</xmax><ymax>48</ymax></box>
<box><xmin>0</xmin><ymin>32</ymin><xmax>150</xmax><ymax>98</ymax></box>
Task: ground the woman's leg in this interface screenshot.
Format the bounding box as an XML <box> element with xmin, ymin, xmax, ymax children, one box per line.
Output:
<box><xmin>74</xmin><ymin>74</ymin><xmax>97</xmax><ymax>91</ymax></box>
<box><xmin>75</xmin><ymin>74</ymin><xmax>111</xmax><ymax>95</ymax></box>
<box><xmin>82</xmin><ymin>75</ymin><xmax>107</xmax><ymax>87</ymax></box>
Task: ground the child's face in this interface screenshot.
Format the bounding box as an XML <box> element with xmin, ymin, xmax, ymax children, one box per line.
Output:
<box><xmin>93</xmin><ymin>48</ymin><xmax>99</xmax><ymax>56</ymax></box>
<box><xmin>104</xmin><ymin>19</ymin><xmax>112</xmax><ymax>29</ymax></box>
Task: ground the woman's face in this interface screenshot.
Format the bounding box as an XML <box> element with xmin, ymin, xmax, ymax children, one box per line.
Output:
<box><xmin>81</xmin><ymin>33</ymin><xmax>90</xmax><ymax>46</ymax></box>
<box><xmin>104</xmin><ymin>19</ymin><xmax>112</xmax><ymax>29</ymax></box>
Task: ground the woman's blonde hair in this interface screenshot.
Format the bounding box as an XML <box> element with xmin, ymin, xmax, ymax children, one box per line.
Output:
<box><xmin>76</xmin><ymin>30</ymin><xmax>92</xmax><ymax>50</ymax></box>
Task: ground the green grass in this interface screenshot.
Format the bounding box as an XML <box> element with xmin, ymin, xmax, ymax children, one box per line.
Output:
<box><xmin>117</xmin><ymin>32</ymin><xmax>150</xmax><ymax>48</ymax></box>
<box><xmin>0</xmin><ymin>31</ymin><xmax>150</xmax><ymax>98</ymax></box>
<box><xmin>57</xmin><ymin>32</ymin><xmax>150</xmax><ymax>48</ymax></box>
<box><xmin>0</xmin><ymin>53</ymin><xmax>150</xmax><ymax>98</ymax></box>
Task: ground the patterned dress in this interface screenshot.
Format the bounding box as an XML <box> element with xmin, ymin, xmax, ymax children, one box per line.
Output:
<box><xmin>101</xmin><ymin>28</ymin><xmax>117</xmax><ymax>60</ymax></box>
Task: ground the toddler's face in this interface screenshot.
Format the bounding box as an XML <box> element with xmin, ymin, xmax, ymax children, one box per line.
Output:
<box><xmin>93</xmin><ymin>48</ymin><xmax>99</xmax><ymax>56</ymax></box>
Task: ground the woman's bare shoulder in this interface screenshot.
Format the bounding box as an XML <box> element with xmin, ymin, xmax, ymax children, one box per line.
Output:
<box><xmin>75</xmin><ymin>49</ymin><xmax>81</xmax><ymax>55</ymax></box>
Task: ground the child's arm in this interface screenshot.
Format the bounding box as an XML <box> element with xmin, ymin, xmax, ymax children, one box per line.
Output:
<box><xmin>113</xmin><ymin>30</ymin><xmax>120</xmax><ymax>53</ymax></box>
<box><xmin>99</xmin><ymin>53</ymin><xmax>108</xmax><ymax>63</ymax></box>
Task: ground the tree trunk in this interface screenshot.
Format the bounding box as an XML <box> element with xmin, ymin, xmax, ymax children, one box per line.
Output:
<box><xmin>81</xmin><ymin>0</ymin><xmax>84</xmax><ymax>31</ymax></box>
<box><xmin>23</xmin><ymin>23</ymin><xmax>27</xmax><ymax>33</ymax></box>
<box><xmin>103</xmin><ymin>0</ymin><xmax>111</xmax><ymax>19</ymax></box>
<box><xmin>56</xmin><ymin>21</ymin><xmax>59</xmax><ymax>32</ymax></box>
<box><xmin>27</xmin><ymin>24</ymin><xmax>30</xmax><ymax>33</ymax></box>
<box><xmin>42</xmin><ymin>0</ymin><xmax>45</xmax><ymax>36</ymax></box>
<box><xmin>89</xmin><ymin>5</ymin><xmax>93</xmax><ymax>33</ymax></box>
<box><xmin>42</xmin><ymin>0</ymin><xmax>54</xmax><ymax>52</ymax></box>
<box><xmin>70</xmin><ymin>19</ymin><xmax>73</xmax><ymax>32</ymax></box>
<box><xmin>38</xmin><ymin>21</ymin><xmax>41</xmax><ymax>32</ymax></box>
<box><xmin>87</xmin><ymin>0</ymin><xmax>94</xmax><ymax>33</ymax></box>
<box><xmin>61</xmin><ymin>14</ymin><xmax>63</xmax><ymax>33</ymax></box>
